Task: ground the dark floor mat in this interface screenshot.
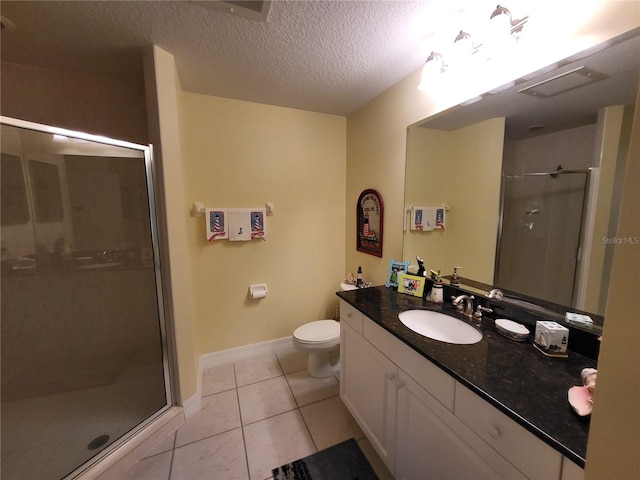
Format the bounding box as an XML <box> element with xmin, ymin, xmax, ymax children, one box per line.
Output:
<box><xmin>272</xmin><ymin>438</ymin><xmax>379</xmax><ymax>480</ymax></box>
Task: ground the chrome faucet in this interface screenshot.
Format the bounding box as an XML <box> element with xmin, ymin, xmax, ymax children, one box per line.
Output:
<box><xmin>452</xmin><ymin>294</ymin><xmax>475</xmax><ymax>317</ymax></box>
<box><xmin>488</xmin><ymin>289</ymin><xmax>504</xmax><ymax>301</ymax></box>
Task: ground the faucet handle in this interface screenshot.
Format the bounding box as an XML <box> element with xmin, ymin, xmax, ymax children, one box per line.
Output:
<box><xmin>473</xmin><ymin>304</ymin><xmax>493</xmax><ymax>320</ymax></box>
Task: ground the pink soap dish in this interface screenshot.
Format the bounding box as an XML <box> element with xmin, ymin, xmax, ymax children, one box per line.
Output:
<box><xmin>568</xmin><ymin>385</ymin><xmax>593</xmax><ymax>416</ymax></box>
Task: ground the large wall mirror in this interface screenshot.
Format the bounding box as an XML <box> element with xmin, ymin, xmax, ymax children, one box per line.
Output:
<box><xmin>404</xmin><ymin>28</ymin><xmax>639</xmax><ymax>327</ymax></box>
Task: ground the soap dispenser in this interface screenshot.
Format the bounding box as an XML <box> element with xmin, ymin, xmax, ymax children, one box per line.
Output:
<box><xmin>356</xmin><ymin>266</ymin><xmax>363</xmax><ymax>288</ymax></box>
<box><xmin>430</xmin><ymin>269</ymin><xmax>444</xmax><ymax>303</ymax></box>
<box><xmin>451</xmin><ymin>266</ymin><xmax>461</xmax><ymax>287</ymax></box>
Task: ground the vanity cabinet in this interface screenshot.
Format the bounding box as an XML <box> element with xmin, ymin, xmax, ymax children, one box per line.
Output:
<box><xmin>395</xmin><ymin>370</ymin><xmax>523</xmax><ymax>480</ymax></box>
<box><xmin>339</xmin><ymin>300</ymin><xmax>581</xmax><ymax>480</ymax></box>
<box><xmin>455</xmin><ymin>383</ymin><xmax>563</xmax><ymax>479</ymax></box>
<box><xmin>340</xmin><ymin>315</ymin><xmax>397</xmax><ymax>470</ymax></box>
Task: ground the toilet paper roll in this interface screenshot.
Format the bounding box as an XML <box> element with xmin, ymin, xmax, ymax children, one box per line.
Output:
<box><xmin>249</xmin><ymin>283</ymin><xmax>268</xmax><ymax>300</ymax></box>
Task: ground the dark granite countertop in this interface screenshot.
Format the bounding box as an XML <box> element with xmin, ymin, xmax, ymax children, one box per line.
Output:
<box><xmin>337</xmin><ymin>285</ymin><xmax>597</xmax><ymax>468</ymax></box>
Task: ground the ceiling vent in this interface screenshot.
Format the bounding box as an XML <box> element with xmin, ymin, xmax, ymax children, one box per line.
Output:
<box><xmin>191</xmin><ymin>1</ymin><xmax>271</xmax><ymax>22</ymax></box>
<box><xmin>519</xmin><ymin>66</ymin><xmax>608</xmax><ymax>99</ymax></box>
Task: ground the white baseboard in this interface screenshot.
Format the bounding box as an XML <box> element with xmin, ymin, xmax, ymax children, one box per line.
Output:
<box><xmin>199</xmin><ymin>336</ymin><xmax>293</xmax><ymax>370</ymax></box>
<box><xmin>182</xmin><ymin>391</ymin><xmax>202</xmax><ymax>420</ymax></box>
<box><xmin>186</xmin><ymin>336</ymin><xmax>293</xmax><ymax>419</ymax></box>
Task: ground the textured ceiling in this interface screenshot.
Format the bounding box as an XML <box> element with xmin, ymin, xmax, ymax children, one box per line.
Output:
<box><xmin>0</xmin><ymin>0</ymin><xmax>455</xmax><ymax>116</ymax></box>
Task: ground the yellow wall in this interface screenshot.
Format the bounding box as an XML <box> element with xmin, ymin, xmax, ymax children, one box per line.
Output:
<box><xmin>585</xmin><ymin>82</ymin><xmax>640</xmax><ymax>480</ymax></box>
<box><xmin>404</xmin><ymin>119</ymin><xmax>504</xmax><ymax>283</ymax></box>
<box><xmin>180</xmin><ymin>94</ymin><xmax>346</xmax><ymax>355</ymax></box>
<box><xmin>144</xmin><ymin>46</ymin><xmax>198</xmax><ymax>402</ymax></box>
<box><xmin>583</xmin><ymin>106</ymin><xmax>625</xmax><ymax>314</ymax></box>
<box><xmin>404</xmin><ymin>127</ymin><xmax>451</xmax><ymax>273</ymax></box>
<box><xmin>0</xmin><ymin>62</ymin><xmax>148</xmax><ymax>145</ymax></box>
<box><xmin>346</xmin><ymin>71</ymin><xmax>434</xmax><ymax>283</ymax></box>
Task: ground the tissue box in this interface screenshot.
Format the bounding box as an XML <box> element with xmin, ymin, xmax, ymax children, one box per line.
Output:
<box><xmin>534</xmin><ymin>321</ymin><xmax>569</xmax><ymax>355</ymax></box>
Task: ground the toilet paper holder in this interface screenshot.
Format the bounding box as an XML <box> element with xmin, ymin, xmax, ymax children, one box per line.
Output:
<box><xmin>249</xmin><ymin>283</ymin><xmax>268</xmax><ymax>300</ymax></box>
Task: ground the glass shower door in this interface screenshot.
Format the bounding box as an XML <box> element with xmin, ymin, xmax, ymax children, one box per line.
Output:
<box><xmin>1</xmin><ymin>118</ymin><xmax>171</xmax><ymax>479</ymax></box>
<box><xmin>496</xmin><ymin>171</ymin><xmax>589</xmax><ymax>306</ymax></box>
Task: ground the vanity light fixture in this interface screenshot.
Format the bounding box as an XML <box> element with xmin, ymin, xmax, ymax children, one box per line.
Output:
<box><xmin>417</xmin><ymin>52</ymin><xmax>447</xmax><ymax>91</ymax></box>
<box><xmin>489</xmin><ymin>4</ymin><xmax>529</xmax><ymax>39</ymax></box>
<box><xmin>453</xmin><ymin>30</ymin><xmax>482</xmax><ymax>56</ymax></box>
<box><xmin>418</xmin><ymin>4</ymin><xmax>529</xmax><ymax>92</ymax></box>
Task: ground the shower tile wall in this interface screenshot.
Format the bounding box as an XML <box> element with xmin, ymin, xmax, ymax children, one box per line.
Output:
<box><xmin>502</xmin><ymin>123</ymin><xmax>597</xmax><ymax>174</ymax></box>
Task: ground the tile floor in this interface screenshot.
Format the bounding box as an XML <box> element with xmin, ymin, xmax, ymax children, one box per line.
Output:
<box><xmin>122</xmin><ymin>347</ymin><xmax>393</xmax><ymax>480</ymax></box>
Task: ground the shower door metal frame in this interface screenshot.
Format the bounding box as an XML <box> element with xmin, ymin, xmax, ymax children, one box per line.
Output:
<box><xmin>1</xmin><ymin>115</ymin><xmax>175</xmax><ymax>477</ymax></box>
<box><xmin>494</xmin><ymin>168</ymin><xmax>592</xmax><ymax>307</ymax></box>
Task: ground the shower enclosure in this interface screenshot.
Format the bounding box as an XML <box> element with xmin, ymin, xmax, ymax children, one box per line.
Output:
<box><xmin>495</xmin><ymin>170</ymin><xmax>589</xmax><ymax>307</ymax></box>
<box><xmin>1</xmin><ymin>117</ymin><xmax>172</xmax><ymax>479</ymax></box>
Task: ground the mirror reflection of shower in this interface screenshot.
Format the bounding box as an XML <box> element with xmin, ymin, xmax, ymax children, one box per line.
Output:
<box><xmin>521</xmin><ymin>203</ymin><xmax>542</xmax><ymax>230</ymax></box>
<box><xmin>496</xmin><ymin>170</ymin><xmax>589</xmax><ymax>307</ymax></box>
<box><xmin>1</xmin><ymin>117</ymin><xmax>172</xmax><ymax>479</ymax></box>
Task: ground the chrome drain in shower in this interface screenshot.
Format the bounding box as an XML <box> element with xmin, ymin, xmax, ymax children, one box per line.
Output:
<box><xmin>87</xmin><ymin>434</ymin><xmax>110</xmax><ymax>450</ymax></box>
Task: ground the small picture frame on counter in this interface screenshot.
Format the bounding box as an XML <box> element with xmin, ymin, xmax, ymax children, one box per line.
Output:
<box><xmin>397</xmin><ymin>273</ymin><xmax>425</xmax><ymax>297</ymax></box>
<box><xmin>386</xmin><ymin>259</ymin><xmax>410</xmax><ymax>288</ymax></box>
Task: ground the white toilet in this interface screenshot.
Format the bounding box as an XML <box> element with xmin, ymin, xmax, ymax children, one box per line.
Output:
<box><xmin>292</xmin><ymin>282</ymin><xmax>357</xmax><ymax>378</ymax></box>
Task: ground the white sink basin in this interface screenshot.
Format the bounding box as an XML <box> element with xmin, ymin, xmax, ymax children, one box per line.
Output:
<box><xmin>399</xmin><ymin>310</ymin><xmax>482</xmax><ymax>345</ymax></box>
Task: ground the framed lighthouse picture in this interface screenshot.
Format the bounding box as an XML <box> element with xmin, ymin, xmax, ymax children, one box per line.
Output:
<box><xmin>357</xmin><ymin>189</ymin><xmax>383</xmax><ymax>257</ymax></box>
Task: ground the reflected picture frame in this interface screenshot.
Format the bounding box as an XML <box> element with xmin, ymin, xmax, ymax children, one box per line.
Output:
<box><xmin>397</xmin><ymin>273</ymin><xmax>426</xmax><ymax>297</ymax></box>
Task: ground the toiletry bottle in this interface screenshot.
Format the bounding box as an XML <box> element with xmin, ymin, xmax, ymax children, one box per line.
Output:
<box><xmin>431</xmin><ymin>269</ymin><xmax>444</xmax><ymax>303</ymax></box>
<box><xmin>451</xmin><ymin>266</ymin><xmax>461</xmax><ymax>287</ymax></box>
<box><xmin>431</xmin><ymin>282</ymin><xmax>444</xmax><ymax>303</ymax></box>
<box><xmin>416</xmin><ymin>256</ymin><xmax>425</xmax><ymax>277</ymax></box>
<box><xmin>356</xmin><ymin>266</ymin><xmax>363</xmax><ymax>288</ymax></box>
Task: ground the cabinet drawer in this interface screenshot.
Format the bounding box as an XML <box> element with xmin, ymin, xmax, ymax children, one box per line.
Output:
<box><xmin>364</xmin><ymin>316</ymin><xmax>455</xmax><ymax>411</ymax></box>
<box><xmin>455</xmin><ymin>382</ymin><xmax>563</xmax><ymax>480</ymax></box>
<box><xmin>340</xmin><ymin>300</ymin><xmax>363</xmax><ymax>334</ymax></box>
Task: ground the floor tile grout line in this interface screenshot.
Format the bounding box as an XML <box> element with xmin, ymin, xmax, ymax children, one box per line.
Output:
<box><xmin>201</xmin><ymin>384</ymin><xmax>237</xmax><ymax>398</ymax></box>
<box><xmin>172</xmin><ymin>425</ymin><xmax>244</xmax><ymax>451</ymax></box>
<box><xmin>233</xmin><ymin>361</ymin><xmax>253</xmax><ymax>479</ymax></box>
<box><xmin>282</xmin><ymin>366</ymin><xmax>304</xmax><ymax>410</ymax></box>
<box><xmin>297</xmin><ymin>398</ymin><xmax>319</xmax><ymax>453</ymax></box>
<box><xmin>236</xmin><ymin>372</ymin><xmax>283</xmax><ymax>389</ymax></box>
<box><xmin>140</xmin><ymin>432</ymin><xmax>176</xmax><ymax>460</ymax></box>
<box><xmin>166</xmin><ymin>432</ymin><xmax>176</xmax><ymax>480</ymax></box>
<box><xmin>241</xmin><ymin>405</ymin><xmax>301</xmax><ymax>428</ymax></box>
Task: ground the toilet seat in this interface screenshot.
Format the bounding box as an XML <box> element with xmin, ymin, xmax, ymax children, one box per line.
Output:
<box><xmin>293</xmin><ymin>320</ymin><xmax>340</xmax><ymax>345</ymax></box>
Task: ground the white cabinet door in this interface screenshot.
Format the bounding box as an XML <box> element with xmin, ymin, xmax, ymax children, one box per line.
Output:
<box><xmin>340</xmin><ymin>321</ymin><xmax>397</xmax><ymax>473</ymax></box>
<box><xmin>455</xmin><ymin>382</ymin><xmax>562</xmax><ymax>480</ymax></box>
<box><xmin>561</xmin><ymin>457</ymin><xmax>584</xmax><ymax>480</ymax></box>
<box><xmin>395</xmin><ymin>371</ymin><xmax>525</xmax><ymax>480</ymax></box>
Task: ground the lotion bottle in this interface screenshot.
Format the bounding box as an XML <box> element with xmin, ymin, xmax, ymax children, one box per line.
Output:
<box><xmin>430</xmin><ymin>269</ymin><xmax>444</xmax><ymax>303</ymax></box>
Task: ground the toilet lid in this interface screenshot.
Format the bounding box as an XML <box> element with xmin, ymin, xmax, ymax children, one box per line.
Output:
<box><xmin>293</xmin><ymin>320</ymin><xmax>340</xmax><ymax>343</ymax></box>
